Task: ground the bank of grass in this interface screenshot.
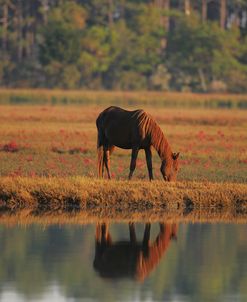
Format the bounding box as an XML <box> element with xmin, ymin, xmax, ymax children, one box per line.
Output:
<box><xmin>0</xmin><ymin>177</ymin><xmax>246</xmax><ymax>224</ymax></box>
<box><xmin>0</xmin><ymin>89</ymin><xmax>247</xmax><ymax>108</ymax></box>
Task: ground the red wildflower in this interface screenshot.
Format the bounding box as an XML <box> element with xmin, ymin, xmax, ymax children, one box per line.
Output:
<box><xmin>2</xmin><ymin>141</ymin><xmax>19</xmax><ymax>152</ymax></box>
<box><xmin>27</xmin><ymin>155</ymin><xmax>33</xmax><ymax>162</ymax></box>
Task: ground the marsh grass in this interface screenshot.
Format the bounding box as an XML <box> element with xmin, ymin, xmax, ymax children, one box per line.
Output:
<box><xmin>0</xmin><ymin>89</ymin><xmax>247</xmax><ymax>108</ymax></box>
<box><xmin>0</xmin><ymin>105</ymin><xmax>246</xmax><ymax>182</ymax></box>
<box><xmin>0</xmin><ymin>97</ymin><xmax>246</xmax><ymax>224</ymax></box>
<box><xmin>0</xmin><ymin>177</ymin><xmax>246</xmax><ymax>224</ymax></box>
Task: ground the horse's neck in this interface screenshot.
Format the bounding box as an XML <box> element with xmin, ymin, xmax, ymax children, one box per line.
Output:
<box><xmin>151</xmin><ymin>127</ymin><xmax>171</xmax><ymax>161</ymax></box>
<box><xmin>158</xmin><ymin>143</ymin><xmax>172</xmax><ymax>162</ymax></box>
<box><xmin>136</xmin><ymin>225</ymin><xmax>173</xmax><ymax>281</ymax></box>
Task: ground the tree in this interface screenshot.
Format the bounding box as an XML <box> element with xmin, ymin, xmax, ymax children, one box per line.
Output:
<box><xmin>40</xmin><ymin>22</ymin><xmax>81</xmax><ymax>65</ymax></box>
<box><xmin>184</xmin><ymin>0</ymin><xmax>191</xmax><ymax>15</ymax></box>
<box><xmin>202</xmin><ymin>0</ymin><xmax>207</xmax><ymax>22</ymax></box>
<box><xmin>124</xmin><ymin>4</ymin><xmax>165</xmax><ymax>82</ymax></box>
<box><xmin>0</xmin><ymin>0</ymin><xmax>247</xmax><ymax>90</ymax></box>
<box><xmin>220</xmin><ymin>0</ymin><xmax>227</xmax><ymax>29</ymax></box>
<box><xmin>167</xmin><ymin>13</ymin><xmax>245</xmax><ymax>92</ymax></box>
<box><xmin>79</xmin><ymin>25</ymin><xmax>116</xmax><ymax>88</ymax></box>
<box><xmin>157</xmin><ymin>0</ymin><xmax>170</xmax><ymax>29</ymax></box>
<box><xmin>39</xmin><ymin>2</ymin><xmax>86</xmax><ymax>87</ymax></box>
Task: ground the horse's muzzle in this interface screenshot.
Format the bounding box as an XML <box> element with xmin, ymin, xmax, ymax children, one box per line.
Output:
<box><xmin>163</xmin><ymin>175</ymin><xmax>168</xmax><ymax>181</ymax></box>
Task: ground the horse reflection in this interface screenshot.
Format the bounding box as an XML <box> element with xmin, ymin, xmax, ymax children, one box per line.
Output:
<box><xmin>93</xmin><ymin>222</ymin><xmax>178</xmax><ymax>281</ymax></box>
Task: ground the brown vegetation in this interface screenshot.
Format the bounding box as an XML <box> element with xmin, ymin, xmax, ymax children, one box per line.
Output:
<box><xmin>0</xmin><ymin>177</ymin><xmax>246</xmax><ymax>225</ymax></box>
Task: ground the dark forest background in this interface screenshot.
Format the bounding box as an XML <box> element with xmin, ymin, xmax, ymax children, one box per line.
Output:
<box><xmin>0</xmin><ymin>0</ymin><xmax>247</xmax><ymax>92</ymax></box>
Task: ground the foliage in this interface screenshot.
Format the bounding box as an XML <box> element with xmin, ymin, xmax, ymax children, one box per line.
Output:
<box><xmin>167</xmin><ymin>15</ymin><xmax>246</xmax><ymax>92</ymax></box>
<box><xmin>0</xmin><ymin>1</ymin><xmax>247</xmax><ymax>92</ymax></box>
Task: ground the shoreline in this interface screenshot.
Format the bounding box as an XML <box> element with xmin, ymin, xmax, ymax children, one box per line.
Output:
<box><xmin>0</xmin><ymin>177</ymin><xmax>246</xmax><ymax>224</ymax></box>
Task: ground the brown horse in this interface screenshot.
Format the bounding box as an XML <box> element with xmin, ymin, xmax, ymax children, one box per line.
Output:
<box><xmin>93</xmin><ymin>222</ymin><xmax>178</xmax><ymax>281</ymax></box>
<box><xmin>96</xmin><ymin>106</ymin><xmax>179</xmax><ymax>180</ymax></box>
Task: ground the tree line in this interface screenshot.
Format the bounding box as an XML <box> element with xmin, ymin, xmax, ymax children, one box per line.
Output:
<box><xmin>0</xmin><ymin>0</ymin><xmax>247</xmax><ymax>92</ymax></box>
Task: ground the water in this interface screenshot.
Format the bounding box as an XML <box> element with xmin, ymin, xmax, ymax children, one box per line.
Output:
<box><xmin>0</xmin><ymin>222</ymin><xmax>246</xmax><ymax>302</ymax></box>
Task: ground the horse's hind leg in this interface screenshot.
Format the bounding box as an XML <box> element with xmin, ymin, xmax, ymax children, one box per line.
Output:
<box><xmin>103</xmin><ymin>146</ymin><xmax>111</xmax><ymax>179</ymax></box>
<box><xmin>109</xmin><ymin>145</ymin><xmax>115</xmax><ymax>155</ymax></box>
<box><xmin>97</xmin><ymin>132</ymin><xmax>105</xmax><ymax>178</ymax></box>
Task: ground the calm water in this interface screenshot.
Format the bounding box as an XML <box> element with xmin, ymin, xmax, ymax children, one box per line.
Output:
<box><xmin>0</xmin><ymin>222</ymin><xmax>246</xmax><ymax>302</ymax></box>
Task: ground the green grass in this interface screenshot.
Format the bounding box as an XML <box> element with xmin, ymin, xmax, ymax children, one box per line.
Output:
<box><xmin>0</xmin><ymin>89</ymin><xmax>247</xmax><ymax>108</ymax></box>
<box><xmin>0</xmin><ymin>105</ymin><xmax>246</xmax><ymax>182</ymax></box>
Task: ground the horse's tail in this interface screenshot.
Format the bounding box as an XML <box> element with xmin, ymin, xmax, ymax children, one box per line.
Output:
<box><xmin>96</xmin><ymin>111</ymin><xmax>115</xmax><ymax>178</ymax></box>
<box><xmin>96</xmin><ymin>114</ymin><xmax>104</xmax><ymax>178</ymax></box>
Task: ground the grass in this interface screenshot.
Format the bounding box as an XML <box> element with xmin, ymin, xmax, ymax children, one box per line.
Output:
<box><xmin>0</xmin><ymin>95</ymin><xmax>246</xmax><ymax>223</ymax></box>
<box><xmin>0</xmin><ymin>88</ymin><xmax>247</xmax><ymax>108</ymax></box>
<box><xmin>0</xmin><ymin>177</ymin><xmax>246</xmax><ymax>224</ymax></box>
<box><xmin>0</xmin><ymin>105</ymin><xmax>246</xmax><ymax>182</ymax></box>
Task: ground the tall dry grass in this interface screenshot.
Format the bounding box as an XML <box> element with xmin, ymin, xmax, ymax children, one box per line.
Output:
<box><xmin>0</xmin><ymin>177</ymin><xmax>246</xmax><ymax>224</ymax></box>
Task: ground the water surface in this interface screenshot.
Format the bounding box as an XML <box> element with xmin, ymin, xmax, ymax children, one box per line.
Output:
<box><xmin>0</xmin><ymin>222</ymin><xmax>246</xmax><ymax>302</ymax></box>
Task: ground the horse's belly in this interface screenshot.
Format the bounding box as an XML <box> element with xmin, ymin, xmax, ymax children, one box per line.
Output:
<box><xmin>108</xmin><ymin>136</ymin><xmax>132</xmax><ymax>149</ymax></box>
<box><xmin>105</xmin><ymin>126</ymin><xmax>133</xmax><ymax>148</ymax></box>
<box><xmin>114</xmin><ymin>143</ymin><xmax>132</xmax><ymax>149</ymax></box>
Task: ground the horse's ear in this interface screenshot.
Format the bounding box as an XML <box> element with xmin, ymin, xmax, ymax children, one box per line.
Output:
<box><xmin>172</xmin><ymin>152</ymin><xmax>180</xmax><ymax>160</ymax></box>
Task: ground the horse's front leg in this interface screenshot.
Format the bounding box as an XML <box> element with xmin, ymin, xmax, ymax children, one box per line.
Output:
<box><xmin>128</xmin><ymin>146</ymin><xmax>139</xmax><ymax>180</ymax></box>
<box><xmin>145</xmin><ymin>147</ymin><xmax>153</xmax><ymax>180</ymax></box>
<box><xmin>101</xmin><ymin>222</ymin><xmax>112</xmax><ymax>244</ymax></box>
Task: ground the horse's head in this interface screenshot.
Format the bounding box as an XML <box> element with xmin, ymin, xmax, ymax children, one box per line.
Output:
<box><xmin>160</xmin><ymin>152</ymin><xmax>180</xmax><ymax>181</ymax></box>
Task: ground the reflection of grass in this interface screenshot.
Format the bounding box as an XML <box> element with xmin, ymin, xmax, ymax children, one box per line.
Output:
<box><xmin>0</xmin><ymin>177</ymin><xmax>246</xmax><ymax>224</ymax></box>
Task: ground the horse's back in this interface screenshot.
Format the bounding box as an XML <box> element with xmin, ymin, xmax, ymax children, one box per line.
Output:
<box><xmin>96</xmin><ymin>106</ymin><xmax>147</xmax><ymax>148</ymax></box>
<box><xmin>97</xmin><ymin>106</ymin><xmax>146</xmax><ymax>127</ymax></box>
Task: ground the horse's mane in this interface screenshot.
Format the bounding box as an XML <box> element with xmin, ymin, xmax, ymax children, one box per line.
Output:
<box><xmin>136</xmin><ymin>224</ymin><xmax>175</xmax><ymax>281</ymax></box>
<box><xmin>137</xmin><ymin>110</ymin><xmax>171</xmax><ymax>160</ymax></box>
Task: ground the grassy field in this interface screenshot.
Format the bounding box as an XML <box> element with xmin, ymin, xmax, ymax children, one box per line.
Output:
<box><xmin>0</xmin><ymin>104</ymin><xmax>246</xmax><ymax>182</ymax></box>
<box><xmin>0</xmin><ymin>92</ymin><xmax>246</xmax><ymax>222</ymax></box>
<box><xmin>0</xmin><ymin>89</ymin><xmax>247</xmax><ymax>108</ymax></box>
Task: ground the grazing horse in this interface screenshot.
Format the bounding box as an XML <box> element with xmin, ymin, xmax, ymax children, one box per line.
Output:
<box><xmin>93</xmin><ymin>222</ymin><xmax>178</xmax><ymax>281</ymax></box>
<box><xmin>96</xmin><ymin>106</ymin><xmax>179</xmax><ymax>181</ymax></box>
